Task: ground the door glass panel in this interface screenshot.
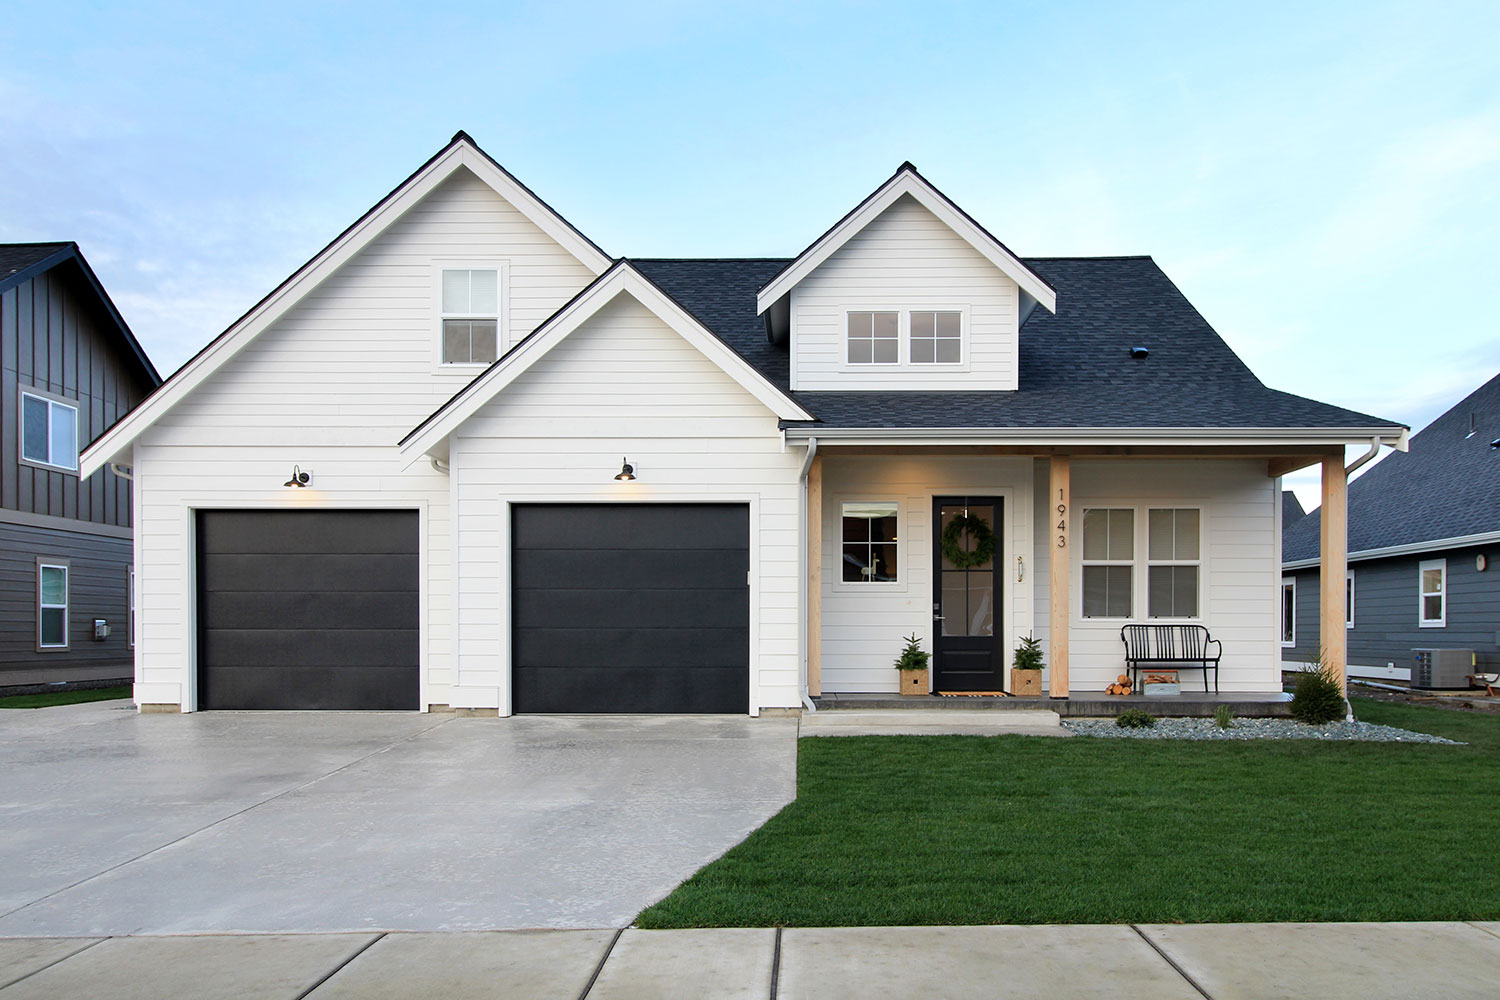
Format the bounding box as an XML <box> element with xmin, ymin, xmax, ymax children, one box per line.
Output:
<box><xmin>941</xmin><ymin>571</ymin><xmax>967</xmax><ymax>636</ymax></box>
<box><xmin>938</xmin><ymin>504</ymin><xmax>997</xmax><ymax>636</ymax></box>
<box><xmin>966</xmin><ymin>576</ymin><xmax>994</xmax><ymax>635</ymax></box>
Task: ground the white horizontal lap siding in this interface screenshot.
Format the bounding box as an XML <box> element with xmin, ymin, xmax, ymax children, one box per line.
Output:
<box><xmin>130</xmin><ymin>167</ymin><xmax>599</xmax><ymax>709</ymax></box>
<box><xmin>819</xmin><ymin>456</ymin><xmax>1035</xmax><ymax>693</ymax></box>
<box><xmin>1067</xmin><ymin>460</ymin><xmax>1279</xmax><ymax>693</ymax></box>
<box><xmin>451</xmin><ymin>292</ymin><xmax>803</xmax><ymax>713</ymax></box>
<box><xmin>791</xmin><ymin>194</ymin><xmax>1018</xmax><ymax>391</ymax></box>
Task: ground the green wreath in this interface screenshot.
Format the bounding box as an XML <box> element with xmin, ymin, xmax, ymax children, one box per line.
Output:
<box><xmin>941</xmin><ymin>513</ymin><xmax>996</xmax><ymax>569</ymax></box>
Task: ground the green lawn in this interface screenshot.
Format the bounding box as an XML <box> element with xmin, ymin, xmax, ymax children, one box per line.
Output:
<box><xmin>0</xmin><ymin>685</ymin><xmax>132</xmax><ymax>709</ymax></box>
<box><xmin>637</xmin><ymin>698</ymin><xmax>1500</xmax><ymax>927</ymax></box>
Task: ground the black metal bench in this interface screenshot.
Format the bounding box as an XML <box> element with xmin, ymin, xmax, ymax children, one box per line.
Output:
<box><xmin>1120</xmin><ymin>624</ymin><xmax>1222</xmax><ymax>693</ymax></box>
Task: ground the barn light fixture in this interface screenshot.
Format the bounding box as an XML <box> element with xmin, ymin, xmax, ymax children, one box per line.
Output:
<box><xmin>614</xmin><ymin>458</ymin><xmax>636</xmax><ymax>481</ymax></box>
<box><xmin>283</xmin><ymin>465</ymin><xmax>311</xmax><ymax>488</ymax></box>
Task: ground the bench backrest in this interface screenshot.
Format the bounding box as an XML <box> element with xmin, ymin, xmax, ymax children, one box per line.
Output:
<box><xmin>1121</xmin><ymin>624</ymin><xmax>1212</xmax><ymax>660</ymax></box>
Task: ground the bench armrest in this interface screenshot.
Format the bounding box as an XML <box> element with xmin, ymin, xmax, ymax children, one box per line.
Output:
<box><xmin>1206</xmin><ymin>637</ymin><xmax>1222</xmax><ymax>662</ymax></box>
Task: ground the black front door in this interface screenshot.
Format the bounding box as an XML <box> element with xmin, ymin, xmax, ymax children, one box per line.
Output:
<box><xmin>932</xmin><ymin>497</ymin><xmax>1004</xmax><ymax>692</ymax></box>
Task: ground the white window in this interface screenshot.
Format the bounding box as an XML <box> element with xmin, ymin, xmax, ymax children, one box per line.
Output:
<box><xmin>1281</xmin><ymin>577</ymin><xmax>1296</xmax><ymax>646</ymax></box>
<box><xmin>846</xmin><ymin>312</ymin><xmax>898</xmax><ymax>365</ymax></box>
<box><xmin>841</xmin><ymin>502</ymin><xmax>899</xmax><ymax>582</ymax></box>
<box><xmin>910</xmin><ymin>310</ymin><xmax>962</xmax><ymax>364</ymax></box>
<box><xmin>128</xmin><ymin>567</ymin><xmax>136</xmax><ymax>650</ymax></box>
<box><xmin>1419</xmin><ymin>559</ymin><xmax>1446</xmax><ymax>627</ymax></box>
<box><xmin>440</xmin><ymin>268</ymin><xmax>499</xmax><ymax>364</ymax></box>
<box><xmin>20</xmin><ymin>392</ymin><xmax>79</xmax><ymax>472</ymax></box>
<box><xmin>37</xmin><ymin>561</ymin><xmax>68</xmax><ymax>650</ymax></box>
<box><xmin>1082</xmin><ymin>508</ymin><xmax>1134</xmax><ymax>618</ymax></box>
<box><xmin>1147</xmin><ymin>508</ymin><xmax>1200</xmax><ymax>618</ymax></box>
<box><xmin>1346</xmin><ymin>571</ymin><xmax>1355</xmax><ymax>629</ymax></box>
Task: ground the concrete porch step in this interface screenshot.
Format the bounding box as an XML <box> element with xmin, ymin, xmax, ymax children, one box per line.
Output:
<box><xmin>800</xmin><ymin>709</ymin><xmax>1066</xmax><ymax>737</ymax></box>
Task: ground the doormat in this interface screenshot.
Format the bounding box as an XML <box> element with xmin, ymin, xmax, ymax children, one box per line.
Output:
<box><xmin>937</xmin><ymin>691</ymin><xmax>1011</xmax><ymax>697</ymax></box>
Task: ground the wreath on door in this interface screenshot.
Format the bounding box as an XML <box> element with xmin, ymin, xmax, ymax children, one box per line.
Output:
<box><xmin>941</xmin><ymin>512</ymin><xmax>996</xmax><ymax>569</ymax></box>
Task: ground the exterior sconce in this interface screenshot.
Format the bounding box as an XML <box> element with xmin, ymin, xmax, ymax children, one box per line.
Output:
<box><xmin>283</xmin><ymin>465</ymin><xmax>311</xmax><ymax>488</ymax></box>
<box><xmin>614</xmin><ymin>458</ymin><xmax>636</xmax><ymax>481</ymax></box>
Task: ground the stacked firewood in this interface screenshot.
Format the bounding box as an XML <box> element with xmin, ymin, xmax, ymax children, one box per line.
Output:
<box><xmin>1105</xmin><ymin>674</ymin><xmax>1133</xmax><ymax>696</ymax></box>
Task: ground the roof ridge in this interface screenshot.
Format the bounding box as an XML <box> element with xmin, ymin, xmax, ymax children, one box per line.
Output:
<box><xmin>1022</xmin><ymin>254</ymin><xmax>1154</xmax><ymax>262</ymax></box>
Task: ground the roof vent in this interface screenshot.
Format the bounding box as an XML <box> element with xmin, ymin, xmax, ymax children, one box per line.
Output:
<box><xmin>1490</xmin><ymin>438</ymin><xmax>1500</xmax><ymax>449</ymax></box>
<box><xmin>1130</xmin><ymin>347</ymin><xmax>1149</xmax><ymax>360</ymax></box>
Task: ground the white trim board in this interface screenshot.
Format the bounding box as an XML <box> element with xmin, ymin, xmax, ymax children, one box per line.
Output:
<box><xmin>79</xmin><ymin>134</ymin><xmax>610</xmax><ymax>481</ymax></box>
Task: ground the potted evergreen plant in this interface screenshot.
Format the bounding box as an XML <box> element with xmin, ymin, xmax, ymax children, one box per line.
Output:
<box><xmin>1011</xmin><ymin>634</ymin><xmax>1044</xmax><ymax>696</ymax></box>
<box><xmin>894</xmin><ymin>633</ymin><xmax>931</xmax><ymax>696</ymax></box>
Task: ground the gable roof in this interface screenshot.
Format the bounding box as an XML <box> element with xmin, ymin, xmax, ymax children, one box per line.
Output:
<box><xmin>0</xmin><ymin>241</ymin><xmax>161</xmax><ymax>387</ymax></box>
<box><xmin>399</xmin><ymin>260</ymin><xmax>815</xmax><ymax>462</ymax></box>
<box><xmin>754</xmin><ymin>163</ymin><xmax>1057</xmax><ymax>316</ymax></box>
<box><xmin>78</xmin><ymin>132</ymin><xmax>610</xmax><ymax>479</ymax></box>
<box><xmin>1284</xmin><ymin>372</ymin><xmax>1500</xmax><ymax>564</ymax></box>
<box><xmin>637</xmin><ymin>255</ymin><xmax>1405</xmax><ymax>438</ymax></box>
<box><xmin>1282</xmin><ymin>490</ymin><xmax>1306</xmax><ymax>527</ymax></box>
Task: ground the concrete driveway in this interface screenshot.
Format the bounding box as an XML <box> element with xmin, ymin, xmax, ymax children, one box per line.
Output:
<box><xmin>0</xmin><ymin>702</ymin><xmax>796</xmax><ymax>936</ymax></box>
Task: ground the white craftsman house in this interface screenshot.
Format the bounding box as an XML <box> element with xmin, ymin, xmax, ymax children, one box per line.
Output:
<box><xmin>81</xmin><ymin>133</ymin><xmax>1407</xmax><ymax>714</ymax></box>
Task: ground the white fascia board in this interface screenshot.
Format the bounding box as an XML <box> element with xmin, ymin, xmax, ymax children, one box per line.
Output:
<box><xmin>782</xmin><ymin>425</ymin><xmax>1408</xmax><ymax>448</ymax></box>
<box><xmin>755</xmin><ymin>170</ymin><xmax>1057</xmax><ymax>315</ymax></box>
<box><xmin>400</xmin><ymin>264</ymin><xmax>814</xmax><ymax>465</ymax></box>
<box><xmin>79</xmin><ymin>137</ymin><xmax>610</xmax><ymax>481</ymax></box>
<box><xmin>1283</xmin><ymin>530</ymin><xmax>1500</xmax><ymax>570</ymax></box>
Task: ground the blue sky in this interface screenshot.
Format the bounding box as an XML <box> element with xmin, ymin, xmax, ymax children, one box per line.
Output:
<box><xmin>3</xmin><ymin>1</ymin><xmax>1497</xmax><ymax>504</ymax></box>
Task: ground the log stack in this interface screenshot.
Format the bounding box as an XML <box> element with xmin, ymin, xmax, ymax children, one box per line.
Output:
<box><xmin>1105</xmin><ymin>673</ymin><xmax>1133</xmax><ymax>696</ymax></box>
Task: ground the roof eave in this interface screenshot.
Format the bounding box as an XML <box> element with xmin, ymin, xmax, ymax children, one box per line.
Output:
<box><xmin>780</xmin><ymin>425</ymin><xmax>1409</xmax><ymax>447</ymax></box>
<box><xmin>1284</xmin><ymin>528</ymin><xmax>1500</xmax><ymax>569</ymax></box>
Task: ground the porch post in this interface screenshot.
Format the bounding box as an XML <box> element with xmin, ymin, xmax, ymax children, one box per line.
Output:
<box><xmin>1320</xmin><ymin>453</ymin><xmax>1348</xmax><ymax>693</ymax></box>
<box><xmin>807</xmin><ymin>453</ymin><xmax>823</xmax><ymax>698</ymax></box>
<box><xmin>1049</xmin><ymin>455</ymin><xmax>1071</xmax><ymax>697</ymax></box>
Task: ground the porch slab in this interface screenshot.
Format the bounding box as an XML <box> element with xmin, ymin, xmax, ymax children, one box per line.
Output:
<box><xmin>800</xmin><ymin>709</ymin><xmax>1067</xmax><ymax>736</ymax></box>
<box><xmin>813</xmin><ymin>691</ymin><xmax>1293</xmax><ymax>718</ymax></box>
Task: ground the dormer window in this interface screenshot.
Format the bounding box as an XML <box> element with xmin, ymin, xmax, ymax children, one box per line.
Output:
<box><xmin>910</xmin><ymin>311</ymin><xmax>962</xmax><ymax>364</ymax></box>
<box><xmin>843</xmin><ymin>309</ymin><xmax>965</xmax><ymax>368</ymax></box>
<box><xmin>441</xmin><ymin>268</ymin><xmax>499</xmax><ymax>364</ymax></box>
<box><xmin>846</xmin><ymin>311</ymin><xmax>899</xmax><ymax>365</ymax></box>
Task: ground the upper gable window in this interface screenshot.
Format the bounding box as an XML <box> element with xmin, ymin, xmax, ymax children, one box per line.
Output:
<box><xmin>20</xmin><ymin>391</ymin><xmax>79</xmax><ymax>472</ymax></box>
<box><xmin>441</xmin><ymin>268</ymin><xmax>499</xmax><ymax>365</ymax></box>
<box><xmin>910</xmin><ymin>311</ymin><xmax>962</xmax><ymax>364</ymax></box>
<box><xmin>846</xmin><ymin>311</ymin><xmax>898</xmax><ymax>365</ymax></box>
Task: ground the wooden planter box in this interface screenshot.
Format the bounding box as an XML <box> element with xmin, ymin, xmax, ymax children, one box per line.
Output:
<box><xmin>899</xmin><ymin>669</ymin><xmax>930</xmax><ymax>696</ymax></box>
<box><xmin>1010</xmin><ymin>669</ymin><xmax>1043</xmax><ymax>696</ymax></box>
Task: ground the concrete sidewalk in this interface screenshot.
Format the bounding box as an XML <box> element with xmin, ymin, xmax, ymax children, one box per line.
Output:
<box><xmin>3</xmin><ymin>922</ymin><xmax>1498</xmax><ymax>999</ymax></box>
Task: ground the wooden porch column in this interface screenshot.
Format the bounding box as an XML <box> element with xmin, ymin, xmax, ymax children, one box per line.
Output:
<box><xmin>1320</xmin><ymin>453</ymin><xmax>1348</xmax><ymax>693</ymax></box>
<box><xmin>1049</xmin><ymin>456</ymin><xmax>1071</xmax><ymax>697</ymax></box>
<box><xmin>807</xmin><ymin>454</ymin><xmax>823</xmax><ymax>698</ymax></box>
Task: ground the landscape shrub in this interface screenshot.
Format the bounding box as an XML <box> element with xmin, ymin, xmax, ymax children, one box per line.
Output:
<box><xmin>1116</xmin><ymin>708</ymin><xmax>1156</xmax><ymax>729</ymax></box>
<box><xmin>1291</xmin><ymin>654</ymin><xmax>1347</xmax><ymax>724</ymax></box>
<box><xmin>1214</xmin><ymin>704</ymin><xmax>1235</xmax><ymax>729</ymax></box>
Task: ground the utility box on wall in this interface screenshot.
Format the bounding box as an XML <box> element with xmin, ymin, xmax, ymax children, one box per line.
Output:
<box><xmin>1411</xmin><ymin>648</ymin><xmax>1474</xmax><ymax>689</ymax></box>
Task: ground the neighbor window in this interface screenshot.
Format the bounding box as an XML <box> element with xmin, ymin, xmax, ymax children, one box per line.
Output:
<box><xmin>1419</xmin><ymin>559</ymin><xmax>1446</xmax><ymax>627</ymax></box>
<box><xmin>128</xmin><ymin>567</ymin><xmax>136</xmax><ymax>650</ymax></box>
<box><xmin>1346</xmin><ymin>571</ymin><xmax>1355</xmax><ymax>629</ymax></box>
<box><xmin>1281</xmin><ymin>578</ymin><xmax>1295</xmax><ymax>646</ymax></box>
<box><xmin>1147</xmin><ymin>508</ymin><xmax>1200</xmax><ymax>618</ymax></box>
<box><xmin>910</xmin><ymin>311</ymin><xmax>962</xmax><ymax>364</ymax></box>
<box><xmin>1082</xmin><ymin>508</ymin><xmax>1134</xmax><ymax>617</ymax></box>
<box><xmin>440</xmin><ymin>268</ymin><xmax>499</xmax><ymax>364</ymax></box>
<box><xmin>846</xmin><ymin>311</ymin><xmax>898</xmax><ymax>365</ymax></box>
<box><xmin>37</xmin><ymin>561</ymin><xmax>68</xmax><ymax>650</ymax></box>
<box><xmin>21</xmin><ymin>392</ymin><xmax>79</xmax><ymax>471</ymax></box>
<box><xmin>842</xmin><ymin>502</ymin><xmax>899</xmax><ymax>582</ymax></box>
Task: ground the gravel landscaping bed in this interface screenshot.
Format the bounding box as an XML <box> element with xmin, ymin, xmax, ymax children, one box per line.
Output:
<box><xmin>1062</xmin><ymin>717</ymin><xmax>1460</xmax><ymax>743</ymax></box>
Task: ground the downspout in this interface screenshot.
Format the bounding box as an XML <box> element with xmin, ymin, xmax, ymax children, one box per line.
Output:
<box><xmin>1338</xmin><ymin>434</ymin><xmax>1393</xmax><ymax>721</ymax></box>
<box><xmin>1343</xmin><ymin>436</ymin><xmax>1382</xmax><ymax>477</ymax></box>
<box><xmin>430</xmin><ymin>457</ymin><xmax>450</xmax><ymax>475</ymax></box>
<box><xmin>798</xmin><ymin>437</ymin><xmax>818</xmax><ymax>713</ymax></box>
<box><xmin>109</xmin><ymin>462</ymin><xmax>134</xmax><ymax>480</ymax></box>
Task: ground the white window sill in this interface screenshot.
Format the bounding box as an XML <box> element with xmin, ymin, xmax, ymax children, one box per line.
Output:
<box><xmin>1419</xmin><ymin>621</ymin><xmax>1447</xmax><ymax>628</ymax></box>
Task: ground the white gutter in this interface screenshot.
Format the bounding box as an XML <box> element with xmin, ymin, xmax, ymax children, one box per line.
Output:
<box><xmin>797</xmin><ymin>437</ymin><xmax>818</xmax><ymax>713</ymax></box>
<box><xmin>781</xmin><ymin>425</ymin><xmax>1408</xmax><ymax>447</ymax></box>
<box><xmin>1344</xmin><ymin>436</ymin><xmax>1382</xmax><ymax>477</ymax></box>
<box><xmin>1284</xmin><ymin>529</ymin><xmax>1500</xmax><ymax>571</ymax></box>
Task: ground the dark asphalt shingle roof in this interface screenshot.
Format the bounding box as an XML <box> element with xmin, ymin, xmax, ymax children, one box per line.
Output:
<box><xmin>1284</xmin><ymin>372</ymin><xmax>1500</xmax><ymax>561</ymax></box>
<box><xmin>1283</xmin><ymin>491</ymin><xmax>1306</xmax><ymax>526</ymax></box>
<box><xmin>0</xmin><ymin>242</ymin><xmax>72</xmax><ymax>282</ymax></box>
<box><xmin>633</xmin><ymin>255</ymin><xmax>1400</xmax><ymax>431</ymax></box>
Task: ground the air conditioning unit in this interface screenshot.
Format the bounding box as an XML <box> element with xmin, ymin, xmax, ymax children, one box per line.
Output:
<box><xmin>1411</xmin><ymin>649</ymin><xmax>1474</xmax><ymax>690</ymax></box>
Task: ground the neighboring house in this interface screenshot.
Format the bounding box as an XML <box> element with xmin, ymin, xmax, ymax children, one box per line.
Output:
<box><xmin>1</xmin><ymin>242</ymin><xmax>161</xmax><ymax>689</ymax></box>
<box><xmin>80</xmin><ymin>133</ymin><xmax>1406</xmax><ymax>714</ymax></box>
<box><xmin>1283</xmin><ymin>373</ymin><xmax>1500</xmax><ymax>680</ymax></box>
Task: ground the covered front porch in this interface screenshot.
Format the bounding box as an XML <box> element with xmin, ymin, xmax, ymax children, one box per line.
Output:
<box><xmin>799</xmin><ymin>439</ymin><xmax>1362</xmax><ymax>708</ymax></box>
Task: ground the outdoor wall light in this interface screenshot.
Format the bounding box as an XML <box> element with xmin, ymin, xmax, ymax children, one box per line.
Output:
<box><xmin>283</xmin><ymin>465</ymin><xmax>311</xmax><ymax>488</ymax></box>
<box><xmin>614</xmin><ymin>458</ymin><xmax>636</xmax><ymax>481</ymax></box>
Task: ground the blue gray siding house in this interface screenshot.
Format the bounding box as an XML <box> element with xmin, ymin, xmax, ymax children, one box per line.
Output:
<box><xmin>1282</xmin><ymin>372</ymin><xmax>1500</xmax><ymax>679</ymax></box>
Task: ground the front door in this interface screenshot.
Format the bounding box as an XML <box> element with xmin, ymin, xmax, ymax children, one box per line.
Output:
<box><xmin>932</xmin><ymin>497</ymin><xmax>1005</xmax><ymax>691</ymax></box>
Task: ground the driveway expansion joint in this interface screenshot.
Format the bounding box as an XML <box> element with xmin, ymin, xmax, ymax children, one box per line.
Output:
<box><xmin>578</xmin><ymin>927</ymin><xmax>624</xmax><ymax>1000</ymax></box>
<box><xmin>294</xmin><ymin>931</ymin><xmax>385</xmax><ymax>999</ymax></box>
<box><xmin>0</xmin><ymin>936</ymin><xmax>106</xmax><ymax>992</ymax></box>
<box><xmin>1131</xmin><ymin>924</ymin><xmax>1216</xmax><ymax>1000</ymax></box>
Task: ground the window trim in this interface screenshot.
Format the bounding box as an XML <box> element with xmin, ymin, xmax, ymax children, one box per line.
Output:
<box><xmin>1080</xmin><ymin>507</ymin><xmax>1136</xmax><ymax>620</ymax></box>
<box><xmin>128</xmin><ymin>566</ymin><xmax>136</xmax><ymax>650</ymax></box>
<box><xmin>1419</xmin><ymin>558</ymin><xmax>1446</xmax><ymax>627</ymax></box>
<box><xmin>1281</xmin><ymin>576</ymin><xmax>1296</xmax><ymax>647</ymax></box>
<box><xmin>433</xmin><ymin>260</ymin><xmax>509</xmax><ymax>368</ymax></box>
<box><xmin>907</xmin><ymin>309</ymin><xmax>966</xmax><ymax>366</ymax></box>
<box><xmin>1145</xmin><ymin>507</ymin><xmax>1202</xmax><ymax>621</ymax></box>
<box><xmin>838</xmin><ymin>306</ymin><xmax>971</xmax><ymax>372</ymax></box>
<box><xmin>36</xmin><ymin>558</ymin><xmax>69</xmax><ymax>652</ymax></box>
<box><xmin>19</xmin><ymin>388</ymin><xmax>81</xmax><ymax>474</ymax></box>
<box><xmin>835</xmin><ymin>499</ymin><xmax>903</xmax><ymax>589</ymax></box>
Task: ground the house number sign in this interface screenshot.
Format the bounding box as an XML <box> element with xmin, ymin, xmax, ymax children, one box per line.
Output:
<box><xmin>1057</xmin><ymin>489</ymin><xmax>1067</xmax><ymax>548</ymax></box>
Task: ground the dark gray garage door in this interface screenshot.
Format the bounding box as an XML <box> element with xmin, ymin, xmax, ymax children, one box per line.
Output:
<box><xmin>196</xmin><ymin>510</ymin><xmax>419</xmax><ymax>710</ymax></box>
<box><xmin>512</xmin><ymin>504</ymin><xmax>749</xmax><ymax>713</ymax></box>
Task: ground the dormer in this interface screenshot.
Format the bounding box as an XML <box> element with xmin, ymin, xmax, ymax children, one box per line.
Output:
<box><xmin>758</xmin><ymin>164</ymin><xmax>1055</xmax><ymax>392</ymax></box>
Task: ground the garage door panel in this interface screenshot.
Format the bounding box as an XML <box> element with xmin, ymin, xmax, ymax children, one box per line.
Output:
<box><xmin>203</xmin><ymin>665</ymin><xmax>418</xmax><ymax>711</ymax></box>
<box><xmin>197</xmin><ymin>510</ymin><xmax>417</xmax><ymax>556</ymax></box>
<box><xmin>513</xmin><ymin>506</ymin><xmax>748</xmax><ymax>551</ymax></box>
<box><xmin>512</xmin><ymin>549</ymin><xmax>747</xmax><ymax>591</ymax></box>
<box><xmin>513</xmin><ymin>666</ymin><xmax>747</xmax><ymax>714</ymax></box>
<box><xmin>202</xmin><ymin>553</ymin><xmax>420</xmax><ymax>593</ymax></box>
<box><xmin>201</xmin><ymin>590</ymin><xmax>419</xmax><ymax>630</ymax></box>
<box><xmin>202</xmin><ymin>628</ymin><xmax>419</xmax><ymax>669</ymax></box>
<box><xmin>513</xmin><ymin>587</ymin><xmax>746</xmax><ymax>630</ymax></box>
<box><xmin>513</xmin><ymin>626</ymin><xmax>749</xmax><ymax>669</ymax></box>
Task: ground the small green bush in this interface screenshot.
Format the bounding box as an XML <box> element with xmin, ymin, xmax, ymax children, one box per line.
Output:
<box><xmin>1214</xmin><ymin>704</ymin><xmax>1235</xmax><ymax>729</ymax></box>
<box><xmin>1116</xmin><ymin>708</ymin><xmax>1156</xmax><ymax>729</ymax></box>
<box><xmin>1291</xmin><ymin>653</ymin><xmax>1347</xmax><ymax>724</ymax></box>
<box><xmin>1012</xmin><ymin>634</ymin><xmax>1044</xmax><ymax>671</ymax></box>
<box><xmin>894</xmin><ymin>633</ymin><xmax>929</xmax><ymax>673</ymax></box>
